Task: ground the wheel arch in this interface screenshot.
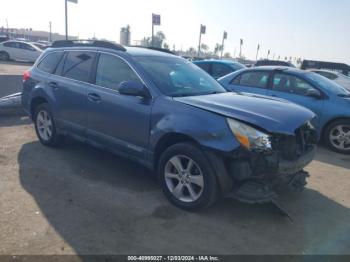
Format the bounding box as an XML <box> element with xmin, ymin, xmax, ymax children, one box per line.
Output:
<box><xmin>152</xmin><ymin>132</ymin><xmax>234</xmax><ymax>196</ymax></box>
<box><xmin>30</xmin><ymin>96</ymin><xmax>49</xmax><ymax>118</ymax></box>
<box><xmin>153</xmin><ymin>132</ymin><xmax>199</xmax><ymax>170</ymax></box>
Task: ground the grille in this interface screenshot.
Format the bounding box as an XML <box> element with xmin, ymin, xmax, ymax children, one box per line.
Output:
<box><xmin>273</xmin><ymin>122</ymin><xmax>317</xmax><ymax>161</ymax></box>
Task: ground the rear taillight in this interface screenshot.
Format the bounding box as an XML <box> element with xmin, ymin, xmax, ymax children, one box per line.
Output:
<box><xmin>23</xmin><ymin>70</ymin><xmax>31</xmax><ymax>82</ymax></box>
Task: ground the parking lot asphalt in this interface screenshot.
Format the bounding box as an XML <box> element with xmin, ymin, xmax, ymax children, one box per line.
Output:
<box><xmin>0</xmin><ymin>62</ymin><xmax>350</xmax><ymax>255</ymax></box>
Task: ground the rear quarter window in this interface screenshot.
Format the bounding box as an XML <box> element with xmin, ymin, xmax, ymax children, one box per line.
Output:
<box><xmin>37</xmin><ymin>52</ymin><xmax>64</xmax><ymax>74</ymax></box>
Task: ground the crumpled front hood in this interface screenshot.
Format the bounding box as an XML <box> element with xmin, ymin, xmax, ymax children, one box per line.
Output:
<box><xmin>174</xmin><ymin>92</ymin><xmax>315</xmax><ymax>135</ymax></box>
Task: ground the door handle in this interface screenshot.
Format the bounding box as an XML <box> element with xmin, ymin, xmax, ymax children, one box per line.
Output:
<box><xmin>87</xmin><ymin>93</ymin><xmax>102</xmax><ymax>102</ymax></box>
<box><xmin>49</xmin><ymin>82</ymin><xmax>59</xmax><ymax>90</ymax></box>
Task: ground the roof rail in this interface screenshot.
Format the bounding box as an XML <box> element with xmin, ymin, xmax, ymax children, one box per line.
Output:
<box><xmin>51</xmin><ymin>40</ymin><xmax>126</xmax><ymax>51</ymax></box>
<box><xmin>273</xmin><ymin>67</ymin><xmax>289</xmax><ymax>71</ymax></box>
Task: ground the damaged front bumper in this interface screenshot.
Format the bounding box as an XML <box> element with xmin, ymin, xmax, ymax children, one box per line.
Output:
<box><xmin>207</xmin><ymin>145</ymin><xmax>316</xmax><ymax>204</ymax></box>
<box><xmin>230</xmin><ymin>146</ymin><xmax>316</xmax><ymax>204</ymax></box>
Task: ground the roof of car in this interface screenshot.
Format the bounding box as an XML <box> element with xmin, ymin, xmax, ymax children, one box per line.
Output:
<box><xmin>243</xmin><ymin>66</ymin><xmax>309</xmax><ymax>75</ymax></box>
<box><xmin>48</xmin><ymin>40</ymin><xmax>178</xmax><ymax>58</ymax></box>
<box><xmin>194</xmin><ymin>59</ymin><xmax>240</xmax><ymax>65</ymax></box>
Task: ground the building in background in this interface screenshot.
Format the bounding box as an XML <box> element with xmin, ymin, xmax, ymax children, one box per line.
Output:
<box><xmin>120</xmin><ymin>25</ymin><xmax>131</xmax><ymax>46</ymax></box>
<box><xmin>0</xmin><ymin>27</ymin><xmax>76</xmax><ymax>42</ymax></box>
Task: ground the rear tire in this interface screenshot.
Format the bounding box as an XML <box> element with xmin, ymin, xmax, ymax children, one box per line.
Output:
<box><xmin>157</xmin><ymin>143</ymin><xmax>218</xmax><ymax>211</ymax></box>
<box><xmin>323</xmin><ymin>119</ymin><xmax>350</xmax><ymax>154</ymax></box>
<box><xmin>0</xmin><ymin>51</ymin><xmax>9</xmax><ymax>61</ymax></box>
<box><xmin>33</xmin><ymin>103</ymin><xmax>62</xmax><ymax>147</ymax></box>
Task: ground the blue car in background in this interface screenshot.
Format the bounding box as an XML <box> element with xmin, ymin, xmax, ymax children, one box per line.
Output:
<box><xmin>219</xmin><ymin>66</ymin><xmax>350</xmax><ymax>154</ymax></box>
<box><xmin>193</xmin><ymin>59</ymin><xmax>245</xmax><ymax>79</ymax></box>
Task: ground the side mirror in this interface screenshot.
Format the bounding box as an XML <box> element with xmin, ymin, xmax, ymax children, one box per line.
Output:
<box><xmin>118</xmin><ymin>80</ymin><xmax>150</xmax><ymax>98</ymax></box>
<box><xmin>306</xmin><ymin>89</ymin><xmax>322</xmax><ymax>99</ymax></box>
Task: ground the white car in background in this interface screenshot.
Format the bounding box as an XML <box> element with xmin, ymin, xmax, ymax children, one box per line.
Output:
<box><xmin>310</xmin><ymin>69</ymin><xmax>350</xmax><ymax>91</ymax></box>
<box><xmin>0</xmin><ymin>40</ymin><xmax>43</xmax><ymax>63</ymax></box>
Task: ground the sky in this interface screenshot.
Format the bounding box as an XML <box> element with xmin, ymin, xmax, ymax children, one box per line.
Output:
<box><xmin>1</xmin><ymin>0</ymin><xmax>349</xmax><ymax>63</ymax></box>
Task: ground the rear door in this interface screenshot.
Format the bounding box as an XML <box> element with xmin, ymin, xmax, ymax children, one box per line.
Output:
<box><xmin>85</xmin><ymin>52</ymin><xmax>152</xmax><ymax>160</ymax></box>
<box><xmin>226</xmin><ymin>70</ymin><xmax>270</xmax><ymax>95</ymax></box>
<box><xmin>267</xmin><ymin>72</ymin><xmax>324</xmax><ymax>126</ymax></box>
<box><xmin>52</xmin><ymin>50</ymin><xmax>96</xmax><ymax>137</ymax></box>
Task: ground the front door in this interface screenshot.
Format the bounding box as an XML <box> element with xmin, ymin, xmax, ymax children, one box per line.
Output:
<box><xmin>85</xmin><ymin>53</ymin><xmax>152</xmax><ymax>160</ymax></box>
<box><xmin>267</xmin><ymin>72</ymin><xmax>324</xmax><ymax>128</ymax></box>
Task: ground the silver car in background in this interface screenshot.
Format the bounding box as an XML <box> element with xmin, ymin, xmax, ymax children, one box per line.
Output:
<box><xmin>310</xmin><ymin>69</ymin><xmax>350</xmax><ymax>91</ymax></box>
<box><xmin>0</xmin><ymin>40</ymin><xmax>43</xmax><ymax>63</ymax></box>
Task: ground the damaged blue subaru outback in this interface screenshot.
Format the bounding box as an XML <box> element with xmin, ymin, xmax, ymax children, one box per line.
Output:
<box><xmin>22</xmin><ymin>40</ymin><xmax>318</xmax><ymax>211</ymax></box>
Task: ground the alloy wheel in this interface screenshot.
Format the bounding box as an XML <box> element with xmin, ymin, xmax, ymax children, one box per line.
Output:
<box><xmin>36</xmin><ymin>110</ymin><xmax>53</xmax><ymax>141</ymax></box>
<box><xmin>329</xmin><ymin>125</ymin><xmax>350</xmax><ymax>151</ymax></box>
<box><xmin>164</xmin><ymin>155</ymin><xmax>204</xmax><ymax>203</ymax></box>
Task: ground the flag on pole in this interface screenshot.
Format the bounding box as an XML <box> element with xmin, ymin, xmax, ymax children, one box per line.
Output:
<box><xmin>223</xmin><ymin>31</ymin><xmax>227</xmax><ymax>40</ymax></box>
<box><xmin>257</xmin><ymin>44</ymin><xmax>260</xmax><ymax>50</ymax></box>
<box><xmin>200</xmin><ymin>25</ymin><xmax>206</xmax><ymax>34</ymax></box>
<box><xmin>152</xmin><ymin>14</ymin><xmax>161</xmax><ymax>25</ymax></box>
<box><xmin>67</xmin><ymin>0</ymin><xmax>78</xmax><ymax>3</ymax></box>
<box><xmin>240</xmin><ymin>39</ymin><xmax>243</xmax><ymax>45</ymax></box>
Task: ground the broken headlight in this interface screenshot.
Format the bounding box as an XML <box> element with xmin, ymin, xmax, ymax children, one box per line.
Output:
<box><xmin>227</xmin><ymin>118</ymin><xmax>272</xmax><ymax>151</ymax></box>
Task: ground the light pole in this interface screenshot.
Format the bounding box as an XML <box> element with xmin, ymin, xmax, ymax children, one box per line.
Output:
<box><xmin>197</xmin><ymin>24</ymin><xmax>206</xmax><ymax>58</ymax></box>
<box><xmin>49</xmin><ymin>21</ymin><xmax>52</xmax><ymax>42</ymax></box>
<box><xmin>239</xmin><ymin>39</ymin><xmax>243</xmax><ymax>59</ymax></box>
<box><xmin>65</xmin><ymin>0</ymin><xmax>78</xmax><ymax>40</ymax></box>
<box><xmin>256</xmin><ymin>44</ymin><xmax>260</xmax><ymax>61</ymax></box>
<box><xmin>5</xmin><ymin>18</ymin><xmax>9</xmax><ymax>37</ymax></box>
<box><xmin>151</xmin><ymin>14</ymin><xmax>161</xmax><ymax>47</ymax></box>
<box><xmin>220</xmin><ymin>31</ymin><xmax>227</xmax><ymax>59</ymax></box>
<box><xmin>65</xmin><ymin>0</ymin><xmax>68</xmax><ymax>40</ymax></box>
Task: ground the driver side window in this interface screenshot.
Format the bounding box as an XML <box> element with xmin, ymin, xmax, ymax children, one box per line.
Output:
<box><xmin>272</xmin><ymin>73</ymin><xmax>317</xmax><ymax>96</ymax></box>
<box><xmin>95</xmin><ymin>53</ymin><xmax>141</xmax><ymax>91</ymax></box>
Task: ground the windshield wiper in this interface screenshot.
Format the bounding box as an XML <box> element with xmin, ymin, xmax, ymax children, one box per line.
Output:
<box><xmin>170</xmin><ymin>93</ymin><xmax>194</xmax><ymax>97</ymax></box>
<box><xmin>204</xmin><ymin>91</ymin><xmax>225</xmax><ymax>95</ymax></box>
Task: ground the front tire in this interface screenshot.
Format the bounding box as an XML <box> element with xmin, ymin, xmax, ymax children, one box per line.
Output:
<box><xmin>157</xmin><ymin>143</ymin><xmax>218</xmax><ymax>211</ymax></box>
<box><xmin>323</xmin><ymin>119</ymin><xmax>350</xmax><ymax>154</ymax></box>
<box><xmin>34</xmin><ymin>103</ymin><xmax>62</xmax><ymax>147</ymax></box>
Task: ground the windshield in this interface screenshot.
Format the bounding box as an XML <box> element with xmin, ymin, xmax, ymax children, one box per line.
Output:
<box><xmin>305</xmin><ymin>72</ymin><xmax>350</xmax><ymax>96</ymax></box>
<box><xmin>135</xmin><ymin>56</ymin><xmax>227</xmax><ymax>97</ymax></box>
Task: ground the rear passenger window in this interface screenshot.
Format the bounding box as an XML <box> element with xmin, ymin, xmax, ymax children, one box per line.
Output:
<box><xmin>238</xmin><ymin>72</ymin><xmax>269</xmax><ymax>88</ymax></box>
<box><xmin>62</xmin><ymin>51</ymin><xmax>95</xmax><ymax>82</ymax></box>
<box><xmin>95</xmin><ymin>53</ymin><xmax>141</xmax><ymax>90</ymax></box>
<box><xmin>37</xmin><ymin>52</ymin><xmax>63</xmax><ymax>74</ymax></box>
